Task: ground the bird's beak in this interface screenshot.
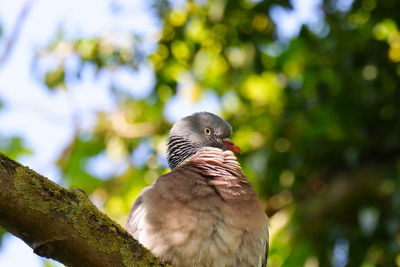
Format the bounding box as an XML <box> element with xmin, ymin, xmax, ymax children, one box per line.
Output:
<box><xmin>223</xmin><ymin>138</ymin><xmax>242</xmax><ymax>154</ymax></box>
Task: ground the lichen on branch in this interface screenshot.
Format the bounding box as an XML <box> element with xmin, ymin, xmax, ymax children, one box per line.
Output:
<box><xmin>0</xmin><ymin>153</ymin><xmax>169</xmax><ymax>267</ymax></box>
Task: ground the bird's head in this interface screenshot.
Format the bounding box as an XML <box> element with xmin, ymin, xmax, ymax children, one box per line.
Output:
<box><xmin>167</xmin><ymin>112</ymin><xmax>241</xmax><ymax>169</ymax></box>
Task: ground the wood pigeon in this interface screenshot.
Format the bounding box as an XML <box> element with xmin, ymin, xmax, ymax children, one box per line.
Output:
<box><xmin>126</xmin><ymin>112</ymin><xmax>269</xmax><ymax>267</ymax></box>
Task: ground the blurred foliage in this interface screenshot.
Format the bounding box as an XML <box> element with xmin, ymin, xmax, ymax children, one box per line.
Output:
<box><xmin>0</xmin><ymin>227</ymin><xmax>4</xmax><ymax>247</ymax></box>
<box><xmin>0</xmin><ymin>136</ymin><xmax>31</xmax><ymax>160</ymax></box>
<box><xmin>1</xmin><ymin>0</ymin><xmax>400</xmax><ymax>266</ymax></box>
<box><xmin>34</xmin><ymin>31</ymin><xmax>143</xmax><ymax>90</ymax></box>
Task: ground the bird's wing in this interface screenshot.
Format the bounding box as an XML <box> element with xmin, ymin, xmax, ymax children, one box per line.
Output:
<box><xmin>125</xmin><ymin>168</ymin><xmax>191</xmax><ymax>239</ymax></box>
<box><xmin>125</xmin><ymin>170</ymin><xmax>186</xmax><ymax>241</ymax></box>
<box><xmin>125</xmin><ymin>186</ymin><xmax>151</xmax><ymax>240</ymax></box>
<box><xmin>262</xmin><ymin>226</ymin><xmax>269</xmax><ymax>267</ymax></box>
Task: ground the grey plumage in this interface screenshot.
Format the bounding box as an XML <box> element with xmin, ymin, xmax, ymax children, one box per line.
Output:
<box><xmin>126</xmin><ymin>112</ymin><xmax>269</xmax><ymax>267</ymax></box>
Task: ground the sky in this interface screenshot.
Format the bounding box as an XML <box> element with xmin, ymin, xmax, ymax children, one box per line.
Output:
<box><xmin>0</xmin><ymin>0</ymin><xmax>330</xmax><ymax>266</ymax></box>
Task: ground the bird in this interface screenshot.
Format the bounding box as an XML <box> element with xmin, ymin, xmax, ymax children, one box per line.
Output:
<box><xmin>126</xmin><ymin>112</ymin><xmax>269</xmax><ymax>267</ymax></box>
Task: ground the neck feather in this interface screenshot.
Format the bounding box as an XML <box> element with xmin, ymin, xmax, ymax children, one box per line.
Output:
<box><xmin>184</xmin><ymin>147</ymin><xmax>246</xmax><ymax>181</ymax></box>
<box><xmin>184</xmin><ymin>147</ymin><xmax>252</xmax><ymax>198</ymax></box>
<box><xmin>167</xmin><ymin>135</ymin><xmax>199</xmax><ymax>169</ymax></box>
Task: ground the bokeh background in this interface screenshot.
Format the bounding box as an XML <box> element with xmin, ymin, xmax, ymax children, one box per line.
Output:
<box><xmin>1</xmin><ymin>0</ymin><xmax>400</xmax><ymax>266</ymax></box>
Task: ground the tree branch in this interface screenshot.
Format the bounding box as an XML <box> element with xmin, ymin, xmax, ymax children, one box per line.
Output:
<box><xmin>0</xmin><ymin>153</ymin><xmax>168</xmax><ymax>267</ymax></box>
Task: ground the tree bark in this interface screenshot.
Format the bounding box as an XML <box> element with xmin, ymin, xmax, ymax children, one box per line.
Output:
<box><xmin>0</xmin><ymin>153</ymin><xmax>169</xmax><ymax>267</ymax></box>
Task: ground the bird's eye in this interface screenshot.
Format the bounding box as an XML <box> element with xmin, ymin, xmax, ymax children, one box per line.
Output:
<box><xmin>204</xmin><ymin>128</ymin><xmax>212</xmax><ymax>135</ymax></box>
